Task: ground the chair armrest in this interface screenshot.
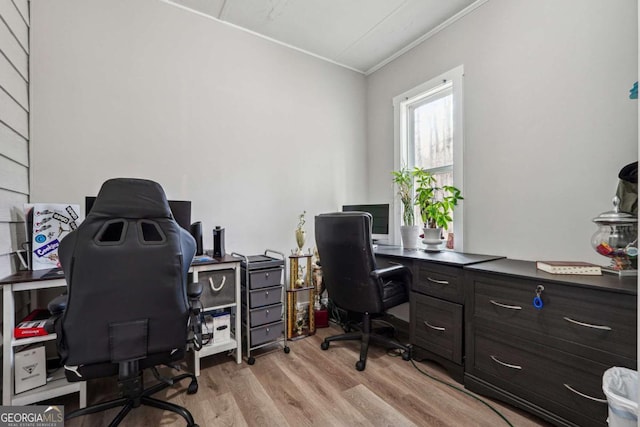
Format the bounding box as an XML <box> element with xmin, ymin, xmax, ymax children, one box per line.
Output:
<box><xmin>187</xmin><ymin>282</ymin><xmax>203</xmax><ymax>299</ymax></box>
<box><xmin>47</xmin><ymin>294</ymin><xmax>68</xmax><ymax>315</ymax></box>
<box><xmin>370</xmin><ymin>265</ymin><xmax>410</xmax><ymax>281</ymax></box>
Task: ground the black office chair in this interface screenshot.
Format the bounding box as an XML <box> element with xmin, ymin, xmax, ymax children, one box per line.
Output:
<box><xmin>315</xmin><ymin>212</ymin><xmax>411</xmax><ymax>371</ymax></box>
<box><xmin>48</xmin><ymin>178</ymin><xmax>202</xmax><ymax>427</ymax></box>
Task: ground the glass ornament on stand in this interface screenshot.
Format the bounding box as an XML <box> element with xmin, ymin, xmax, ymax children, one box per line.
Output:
<box><xmin>591</xmin><ymin>196</ymin><xmax>638</xmax><ymax>276</ymax></box>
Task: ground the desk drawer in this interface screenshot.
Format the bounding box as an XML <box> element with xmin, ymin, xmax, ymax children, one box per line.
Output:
<box><xmin>411</xmin><ymin>293</ymin><xmax>462</xmax><ymax>364</ymax></box>
<box><xmin>414</xmin><ymin>262</ymin><xmax>463</xmax><ymax>303</ymax></box>
<box><xmin>470</xmin><ymin>325</ymin><xmax>609</xmax><ymax>427</ymax></box>
<box><xmin>242</xmin><ymin>285</ymin><xmax>282</xmax><ymax>308</ymax></box>
<box><xmin>242</xmin><ymin>268</ymin><xmax>283</xmax><ymax>289</ymax></box>
<box><xmin>471</xmin><ymin>275</ymin><xmax>637</xmax><ymax>359</ymax></box>
<box><xmin>198</xmin><ymin>269</ymin><xmax>236</xmax><ymax>309</ymax></box>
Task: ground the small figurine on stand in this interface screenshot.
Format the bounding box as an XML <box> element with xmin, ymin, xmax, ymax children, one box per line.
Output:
<box><xmin>295</xmin><ymin>211</ymin><xmax>306</xmax><ymax>255</ymax></box>
<box><xmin>312</xmin><ymin>247</ymin><xmax>324</xmax><ymax>310</ymax></box>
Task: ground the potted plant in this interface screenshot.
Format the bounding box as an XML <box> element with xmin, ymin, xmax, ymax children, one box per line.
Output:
<box><xmin>392</xmin><ymin>167</ymin><xmax>420</xmax><ymax>249</ymax></box>
<box><xmin>413</xmin><ymin>167</ymin><xmax>463</xmax><ymax>250</ymax></box>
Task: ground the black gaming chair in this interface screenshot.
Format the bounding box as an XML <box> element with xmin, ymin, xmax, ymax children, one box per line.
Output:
<box><xmin>315</xmin><ymin>212</ymin><xmax>411</xmax><ymax>371</ymax></box>
<box><xmin>48</xmin><ymin>178</ymin><xmax>202</xmax><ymax>427</ymax></box>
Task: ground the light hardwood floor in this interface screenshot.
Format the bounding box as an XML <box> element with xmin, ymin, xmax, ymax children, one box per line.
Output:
<box><xmin>55</xmin><ymin>325</ymin><xmax>550</xmax><ymax>427</ymax></box>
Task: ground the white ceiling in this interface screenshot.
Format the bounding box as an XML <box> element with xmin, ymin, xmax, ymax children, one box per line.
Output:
<box><xmin>164</xmin><ymin>0</ymin><xmax>485</xmax><ymax>74</ymax></box>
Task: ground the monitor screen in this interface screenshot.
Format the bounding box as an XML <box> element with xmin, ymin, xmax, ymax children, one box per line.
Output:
<box><xmin>85</xmin><ymin>196</ymin><xmax>192</xmax><ymax>231</ymax></box>
<box><xmin>342</xmin><ymin>204</ymin><xmax>390</xmax><ymax>236</ymax></box>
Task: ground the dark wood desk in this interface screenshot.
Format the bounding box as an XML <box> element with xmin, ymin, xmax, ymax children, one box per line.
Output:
<box><xmin>374</xmin><ymin>246</ymin><xmax>504</xmax><ymax>382</ymax></box>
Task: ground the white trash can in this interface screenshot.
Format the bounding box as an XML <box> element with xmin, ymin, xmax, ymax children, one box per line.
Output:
<box><xmin>602</xmin><ymin>367</ymin><xmax>638</xmax><ymax>427</ymax></box>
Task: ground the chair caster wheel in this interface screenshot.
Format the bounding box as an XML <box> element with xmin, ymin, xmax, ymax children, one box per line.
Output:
<box><xmin>355</xmin><ymin>360</ymin><xmax>366</xmax><ymax>371</ymax></box>
<box><xmin>248</xmin><ymin>357</ymin><xmax>256</xmax><ymax>365</ymax></box>
<box><xmin>320</xmin><ymin>341</ymin><xmax>330</xmax><ymax>350</ymax></box>
<box><xmin>402</xmin><ymin>351</ymin><xmax>411</xmax><ymax>361</ymax></box>
<box><xmin>187</xmin><ymin>379</ymin><xmax>199</xmax><ymax>394</ymax></box>
<box><xmin>284</xmin><ymin>346</ymin><xmax>290</xmax><ymax>354</ymax></box>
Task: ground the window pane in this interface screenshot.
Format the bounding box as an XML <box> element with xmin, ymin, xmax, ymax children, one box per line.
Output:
<box><xmin>412</xmin><ymin>92</ymin><xmax>453</xmax><ymax>170</ymax></box>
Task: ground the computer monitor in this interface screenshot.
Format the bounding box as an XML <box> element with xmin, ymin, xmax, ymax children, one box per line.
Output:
<box><xmin>341</xmin><ymin>203</ymin><xmax>390</xmax><ymax>242</ymax></box>
<box><xmin>85</xmin><ymin>196</ymin><xmax>192</xmax><ymax>232</ymax></box>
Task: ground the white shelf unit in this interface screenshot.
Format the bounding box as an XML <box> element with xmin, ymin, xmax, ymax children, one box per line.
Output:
<box><xmin>189</xmin><ymin>256</ymin><xmax>243</xmax><ymax>376</ymax></box>
<box><xmin>2</xmin><ymin>276</ymin><xmax>87</xmax><ymax>407</ymax></box>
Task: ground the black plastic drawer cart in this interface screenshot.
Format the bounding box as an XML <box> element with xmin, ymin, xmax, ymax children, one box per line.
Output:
<box><xmin>233</xmin><ymin>250</ymin><xmax>290</xmax><ymax>364</ymax></box>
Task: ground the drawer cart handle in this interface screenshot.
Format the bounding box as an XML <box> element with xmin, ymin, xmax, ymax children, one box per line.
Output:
<box><xmin>563</xmin><ymin>384</ymin><xmax>607</xmax><ymax>403</ymax></box>
<box><xmin>490</xmin><ymin>355</ymin><xmax>522</xmax><ymax>370</ymax></box>
<box><xmin>563</xmin><ymin>316</ymin><xmax>612</xmax><ymax>331</ymax></box>
<box><xmin>208</xmin><ymin>275</ymin><xmax>226</xmax><ymax>292</ymax></box>
<box><xmin>489</xmin><ymin>300</ymin><xmax>522</xmax><ymax>310</ymax></box>
<box><xmin>427</xmin><ymin>277</ymin><xmax>449</xmax><ymax>285</ymax></box>
<box><xmin>424</xmin><ymin>320</ymin><xmax>446</xmax><ymax>331</ymax></box>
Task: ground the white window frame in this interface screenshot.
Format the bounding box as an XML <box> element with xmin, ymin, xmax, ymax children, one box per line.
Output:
<box><xmin>392</xmin><ymin>65</ymin><xmax>464</xmax><ymax>251</ymax></box>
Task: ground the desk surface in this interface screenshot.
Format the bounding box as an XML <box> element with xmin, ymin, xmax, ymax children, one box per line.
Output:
<box><xmin>0</xmin><ymin>254</ymin><xmax>243</xmax><ymax>285</ymax></box>
<box><xmin>374</xmin><ymin>245</ymin><xmax>504</xmax><ymax>267</ymax></box>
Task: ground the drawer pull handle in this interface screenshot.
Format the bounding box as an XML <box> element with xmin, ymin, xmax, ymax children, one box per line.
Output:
<box><xmin>427</xmin><ymin>277</ymin><xmax>449</xmax><ymax>285</ymax></box>
<box><xmin>490</xmin><ymin>355</ymin><xmax>522</xmax><ymax>370</ymax></box>
<box><xmin>563</xmin><ymin>317</ymin><xmax>612</xmax><ymax>331</ymax></box>
<box><xmin>208</xmin><ymin>275</ymin><xmax>226</xmax><ymax>292</ymax></box>
<box><xmin>489</xmin><ymin>300</ymin><xmax>522</xmax><ymax>310</ymax></box>
<box><xmin>424</xmin><ymin>320</ymin><xmax>445</xmax><ymax>331</ymax></box>
<box><xmin>563</xmin><ymin>384</ymin><xmax>607</xmax><ymax>403</ymax></box>
<box><xmin>265</xmin><ymin>272</ymin><xmax>269</xmax><ymax>278</ymax></box>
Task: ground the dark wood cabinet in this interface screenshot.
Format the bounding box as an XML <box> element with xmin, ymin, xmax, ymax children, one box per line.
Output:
<box><xmin>464</xmin><ymin>259</ymin><xmax>637</xmax><ymax>427</ymax></box>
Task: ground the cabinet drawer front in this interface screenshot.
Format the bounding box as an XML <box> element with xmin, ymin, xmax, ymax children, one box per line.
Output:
<box><xmin>471</xmin><ymin>326</ymin><xmax>609</xmax><ymax>426</ymax></box>
<box><xmin>250</xmin><ymin>321</ymin><xmax>283</xmax><ymax>346</ymax></box>
<box><xmin>198</xmin><ymin>269</ymin><xmax>236</xmax><ymax>309</ymax></box>
<box><xmin>411</xmin><ymin>293</ymin><xmax>463</xmax><ymax>364</ymax></box>
<box><xmin>472</xmin><ymin>276</ymin><xmax>637</xmax><ymax>358</ymax></box>
<box><xmin>248</xmin><ymin>303</ymin><xmax>283</xmax><ymax>327</ymax></box>
<box><xmin>242</xmin><ymin>268</ymin><xmax>283</xmax><ymax>289</ymax></box>
<box><xmin>243</xmin><ymin>286</ymin><xmax>282</xmax><ymax>308</ymax></box>
<box><xmin>414</xmin><ymin>263</ymin><xmax>463</xmax><ymax>303</ymax></box>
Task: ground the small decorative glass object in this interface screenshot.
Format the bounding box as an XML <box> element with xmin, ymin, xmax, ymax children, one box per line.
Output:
<box><xmin>591</xmin><ymin>196</ymin><xmax>638</xmax><ymax>275</ymax></box>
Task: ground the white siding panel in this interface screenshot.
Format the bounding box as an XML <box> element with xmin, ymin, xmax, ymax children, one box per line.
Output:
<box><xmin>0</xmin><ymin>54</ymin><xmax>27</xmax><ymax>110</ymax></box>
<box><xmin>11</xmin><ymin>0</ymin><xmax>27</xmax><ymax>26</ymax></box>
<box><xmin>0</xmin><ymin>0</ymin><xmax>27</xmax><ymax>52</ymax></box>
<box><xmin>0</xmin><ymin>0</ymin><xmax>26</xmax><ymax>277</ymax></box>
<box><xmin>0</xmin><ymin>155</ymin><xmax>28</xmax><ymax>194</ymax></box>
<box><xmin>0</xmin><ymin>18</ymin><xmax>26</xmax><ymax>79</ymax></box>
<box><xmin>0</xmin><ymin>120</ymin><xmax>26</xmax><ymax>166</ymax></box>
<box><xmin>0</xmin><ymin>188</ymin><xmax>27</xmax><ymax>221</ymax></box>
<box><xmin>0</xmin><ymin>87</ymin><xmax>27</xmax><ymax>137</ymax></box>
<box><xmin>0</xmin><ymin>121</ymin><xmax>27</xmax><ymax>165</ymax></box>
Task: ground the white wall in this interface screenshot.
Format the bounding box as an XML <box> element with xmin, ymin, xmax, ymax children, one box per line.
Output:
<box><xmin>29</xmin><ymin>0</ymin><xmax>367</xmax><ymax>256</ymax></box>
<box><xmin>367</xmin><ymin>0</ymin><xmax>638</xmax><ymax>263</ymax></box>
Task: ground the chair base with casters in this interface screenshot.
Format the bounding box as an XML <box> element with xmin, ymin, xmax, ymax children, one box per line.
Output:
<box><xmin>66</xmin><ymin>361</ymin><xmax>199</xmax><ymax>427</ymax></box>
<box><xmin>320</xmin><ymin>312</ymin><xmax>411</xmax><ymax>371</ymax></box>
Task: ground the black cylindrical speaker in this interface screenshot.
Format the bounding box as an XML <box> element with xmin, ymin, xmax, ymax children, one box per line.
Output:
<box><xmin>213</xmin><ymin>226</ymin><xmax>225</xmax><ymax>258</ymax></box>
<box><xmin>190</xmin><ymin>221</ymin><xmax>203</xmax><ymax>255</ymax></box>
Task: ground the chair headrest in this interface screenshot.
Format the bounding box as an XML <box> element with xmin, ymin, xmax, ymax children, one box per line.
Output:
<box><xmin>89</xmin><ymin>178</ymin><xmax>172</xmax><ymax>219</ymax></box>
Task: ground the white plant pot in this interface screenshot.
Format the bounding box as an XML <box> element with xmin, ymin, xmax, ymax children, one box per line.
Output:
<box><xmin>400</xmin><ymin>225</ymin><xmax>420</xmax><ymax>250</ymax></box>
<box><xmin>422</xmin><ymin>227</ymin><xmax>444</xmax><ymax>251</ymax></box>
